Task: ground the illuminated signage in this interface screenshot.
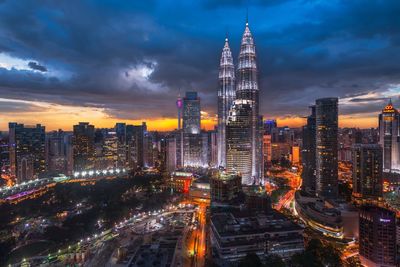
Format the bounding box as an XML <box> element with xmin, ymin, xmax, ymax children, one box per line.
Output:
<box><xmin>380</xmin><ymin>218</ymin><xmax>391</xmax><ymax>223</ymax></box>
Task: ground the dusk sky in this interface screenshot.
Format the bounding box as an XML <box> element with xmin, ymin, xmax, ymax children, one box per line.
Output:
<box><xmin>0</xmin><ymin>0</ymin><xmax>400</xmax><ymax>131</ymax></box>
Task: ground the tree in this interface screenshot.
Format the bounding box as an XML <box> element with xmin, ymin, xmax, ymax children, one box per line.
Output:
<box><xmin>239</xmin><ymin>253</ymin><xmax>263</xmax><ymax>267</ymax></box>
<box><xmin>290</xmin><ymin>239</ymin><xmax>342</xmax><ymax>267</ymax></box>
<box><xmin>264</xmin><ymin>254</ymin><xmax>286</xmax><ymax>267</ymax></box>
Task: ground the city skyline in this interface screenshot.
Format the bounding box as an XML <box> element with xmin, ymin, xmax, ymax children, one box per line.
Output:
<box><xmin>1</xmin><ymin>1</ymin><xmax>400</xmax><ymax>131</ymax></box>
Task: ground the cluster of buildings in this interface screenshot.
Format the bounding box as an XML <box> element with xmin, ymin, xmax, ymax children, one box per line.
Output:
<box><xmin>296</xmin><ymin>98</ymin><xmax>400</xmax><ymax>267</ymax></box>
<box><xmin>1</xmin><ymin>121</ymin><xmax>164</xmax><ymax>184</ymax></box>
<box><xmin>165</xmin><ymin>91</ymin><xmax>218</xmax><ymax>172</ymax></box>
<box><xmin>208</xmin><ymin>21</ymin><xmax>305</xmax><ymax>266</ymax></box>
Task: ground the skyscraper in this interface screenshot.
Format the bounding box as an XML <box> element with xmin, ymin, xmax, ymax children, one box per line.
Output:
<box><xmin>182</xmin><ymin>91</ymin><xmax>203</xmax><ymax>167</ymax></box>
<box><xmin>126</xmin><ymin>122</ymin><xmax>146</xmax><ymax>170</ymax></box>
<box><xmin>315</xmin><ymin>98</ymin><xmax>338</xmax><ymax>199</ymax></box>
<box><xmin>359</xmin><ymin>206</ymin><xmax>396</xmax><ymax>267</ymax></box>
<box><xmin>226</xmin><ymin>99</ymin><xmax>253</xmax><ymax>184</ymax></box>
<box><xmin>9</xmin><ymin>123</ymin><xmax>46</xmax><ymax>183</ymax></box>
<box><xmin>183</xmin><ymin>92</ymin><xmax>201</xmax><ymax>135</ymax></box>
<box><xmin>378</xmin><ymin>100</ymin><xmax>400</xmax><ymax>172</ymax></box>
<box><xmin>236</xmin><ymin>20</ymin><xmax>262</xmax><ymax>181</ymax></box>
<box><xmin>46</xmin><ymin>130</ymin><xmax>73</xmax><ymax>175</ymax></box>
<box><xmin>301</xmin><ymin>106</ymin><xmax>316</xmax><ymax>194</ymax></box>
<box><xmin>352</xmin><ymin>144</ymin><xmax>383</xmax><ymax>199</ymax></box>
<box><xmin>73</xmin><ymin>122</ymin><xmax>95</xmax><ymax>171</ymax></box>
<box><xmin>177</xmin><ymin>93</ymin><xmax>183</xmax><ymax>131</ymax></box>
<box><xmin>217</xmin><ymin>37</ymin><xmax>235</xmax><ymax>168</ymax></box>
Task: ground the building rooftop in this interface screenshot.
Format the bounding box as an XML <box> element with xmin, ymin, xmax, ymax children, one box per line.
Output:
<box><xmin>211</xmin><ymin>209</ymin><xmax>302</xmax><ymax>237</ymax></box>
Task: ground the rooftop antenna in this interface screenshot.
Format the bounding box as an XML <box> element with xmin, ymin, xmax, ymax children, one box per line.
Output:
<box><xmin>246</xmin><ymin>7</ymin><xmax>249</xmax><ymax>25</ymax></box>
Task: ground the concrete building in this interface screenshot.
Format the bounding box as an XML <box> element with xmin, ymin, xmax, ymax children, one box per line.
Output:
<box><xmin>315</xmin><ymin>98</ymin><xmax>339</xmax><ymax>199</ymax></box>
<box><xmin>46</xmin><ymin>130</ymin><xmax>73</xmax><ymax>175</ymax></box>
<box><xmin>352</xmin><ymin>144</ymin><xmax>383</xmax><ymax>200</ymax></box>
<box><xmin>9</xmin><ymin>123</ymin><xmax>46</xmax><ymax>183</ymax></box>
<box><xmin>210</xmin><ymin>171</ymin><xmax>242</xmax><ymax>204</ymax></box>
<box><xmin>226</xmin><ymin>99</ymin><xmax>253</xmax><ymax>184</ymax></box>
<box><xmin>210</xmin><ymin>210</ymin><xmax>304</xmax><ymax>263</ymax></box>
<box><xmin>378</xmin><ymin>100</ymin><xmax>400</xmax><ymax>173</ymax></box>
<box><xmin>359</xmin><ymin>206</ymin><xmax>396</xmax><ymax>267</ymax></box>
<box><xmin>73</xmin><ymin>122</ymin><xmax>95</xmax><ymax>171</ymax></box>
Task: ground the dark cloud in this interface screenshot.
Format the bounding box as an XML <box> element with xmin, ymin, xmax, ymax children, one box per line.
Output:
<box><xmin>28</xmin><ymin>61</ymin><xmax>47</xmax><ymax>72</ymax></box>
<box><xmin>0</xmin><ymin>0</ymin><xmax>399</xmax><ymax>124</ymax></box>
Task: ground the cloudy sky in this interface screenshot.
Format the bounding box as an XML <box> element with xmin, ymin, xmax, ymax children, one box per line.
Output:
<box><xmin>0</xmin><ymin>0</ymin><xmax>399</xmax><ymax>131</ymax></box>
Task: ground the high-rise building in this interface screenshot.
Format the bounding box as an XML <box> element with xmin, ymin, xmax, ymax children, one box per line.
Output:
<box><xmin>183</xmin><ymin>133</ymin><xmax>203</xmax><ymax>167</ymax></box>
<box><xmin>115</xmin><ymin>123</ymin><xmax>127</xmax><ymax>167</ymax></box>
<box><xmin>301</xmin><ymin>106</ymin><xmax>316</xmax><ymax>194</ymax></box>
<box><xmin>9</xmin><ymin>123</ymin><xmax>46</xmax><ymax>183</ymax></box>
<box><xmin>315</xmin><ymin>98</ymin><xmax>338</xmax><ymax>199</ymax></box>
<box><xmin>352</xmin><ymin>144</ymin><xmax>383</xmax><ymax>200</ymax></box>
<box><xmin>236</xmin><ymin>20</ymin><xmax>262</xmax><ymax>181</ymax></box>
<box><xmin>166</xmin><ymin>134</ymin><xmax>177</xmax><ymax>173</ymax></box>
<box><xmin>183</xmin><ymin>92</ymin><xmax>201</xmax><ymax>135</ymax></box>
<box><xmin>263</xmin><ymin>134</ymin><xmax>272</xmax><ymax>176</ymax></box>
<box><xmin>378</xmin><ymin>100</ymin><xmax>400</xmax><ymax>173</ymax></box>
<box><xmin>207</xmin><ymin>129</ymin><xmax>218</xmax><ymax>167</ymax></box>
<box><xmin>182</xmin><ymin>91</ymin><xmax>203</xmax><ymax>167</ymax></box>
<box><xmin>217</xmin><ymin>37</ymin><xmax>235</xmax><ymax>168</ymax></box>
<box><xmin>210</xmin><ymin>171</ymin><xmax>242</xmax><ymax>204</ymax></box>
<box><xmin>359</xmin><ymin>206</ymin><xmax>396</xmax><ymax>267</ymax></box>
<box><xmin>0</xmin><ymin>134</ymin><xmax>10</xmax><ymax>183</ymax></box>
<box><xmin>264</xmin><ymin>119</ymin><xmax>277</xmax><ymax>135</ymax></box>
<box><xmin>46</xmin><ymin>130</ymin><xmax>73</xmax><ymax>175</ymax></box>
<box><xmin>291</xmin><ymin>145</ymin><xmax>300</xmax><ymax>165</ymax></box>
<box><xmin>226</xmin><ymin>99</ymin><xmax>253</xmax><ymax>184</ymax></box>
<box><xmin>73</xmin><ymin>122</ymin><xmax>95</xmax><ymax>171</ymax></box>
<box><xmin>126</xmin><ymin>122</ymin><xmax>146</xmax><ymax>170</ymax></box>
<box><xmin>102</xmin><ymin>130</ymin><xmax>119</xmax><ymax>168</ymax></box>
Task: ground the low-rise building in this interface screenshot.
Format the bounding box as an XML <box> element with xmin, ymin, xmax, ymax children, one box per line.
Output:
<box><xmin>210</xmin><ymin>210</ymin><xmax>304</xmax><ymax>263</ymax></box>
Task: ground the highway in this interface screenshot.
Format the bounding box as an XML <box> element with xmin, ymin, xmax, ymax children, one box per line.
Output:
<box><xmin>274</xmin><ymin>169</ymin><xmax>302</xmax><ymax>211</ymax></box>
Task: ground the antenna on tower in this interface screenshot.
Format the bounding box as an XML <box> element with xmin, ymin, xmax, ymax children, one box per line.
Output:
<box><xmin>246</xmin><ymin>7</ymin><xmax>249</xmax><ymax>25</ymax></box>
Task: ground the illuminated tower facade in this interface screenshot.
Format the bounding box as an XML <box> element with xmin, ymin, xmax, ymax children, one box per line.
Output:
<box><xmin>315</xmin><ymin>97</ymin><xmax>338</xmax><ymax>199</ymax></box>
<box><xmin>378</xmin><ymin>100</ymin><xmax>400</xmax><ymax>172</ymax></box>
<box><xmin>236</xmin><ymin>21</ymin><xmax>262</xmax><ymax>182</ymax></box>
<box><xmin>217</xmin><ymin>37</ymin><xmax>235</xmax><ymax>168</ymax></box>
<box><xmin>226</xmin><ymin>99</ymin><xmax>253</xmax><ymax>184</ymax></box>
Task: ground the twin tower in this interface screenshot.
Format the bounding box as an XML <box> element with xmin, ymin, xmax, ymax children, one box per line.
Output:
<box><xmin>217</xmin><ymin>21</ymin><xmax>263</xmax><ymax>185</ymax></box>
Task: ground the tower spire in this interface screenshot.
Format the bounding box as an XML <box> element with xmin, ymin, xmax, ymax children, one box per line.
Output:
<box><xmin>246</xmin><ymin>7</ymin><xmax>248</xmax><ymax>25</ymax></box>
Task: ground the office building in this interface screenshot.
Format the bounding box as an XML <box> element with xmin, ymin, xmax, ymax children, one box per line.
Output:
<box><xmin>46</xmin><ymin>130</ymin><xmax>73</xmax><ymax>175</ymax></box>
<box><xmin>9</xmin><ymin>123</ymin><xmax>46</xmax><ymax>183</ymax></box>
<box><xmin>73</xmin><ymin>122</ymin><xmax>95</xmax><ymax>171</ymax></box>
<box><xmin>210</xmin><ymin>210</ymin><xmax>304</xmax><ymax>263</ymax></box>
<box><xmin>378</xmin><ymin>100</ymin><xmax>400</xmax><ymax>173</ymax></box>
<box><xmin>217</xmin><ymin>37</ymin><xmax>235</xmax><ymax>168</ymax></box>
<box><xmin>236</xmin><ymin>20</ymin><xmax>262</xmax><ymax>181</ymax></box>
<box><xmin>359</xmin><ymin>206</ymin><xmax>396</xmax><ymax>267</ymax></box>
<box><xmin>182</xmin><ymin>91</ymin><xmax>203</xmax><ymax>167</ymax></box>
<box><xmin>315</xmin><ymin>98</ymin><xmax>338</xmax><ymax>199</ymax></box>
<box><xmin>210</xmin><ymin>171</ymin><xmax>242</xmax><ymax>204</ymax></box>
<box><xmin>263</xmin><ymin>134</ymin><xmax>272</xmax><ymax>175</ymax></box>
<box><xmin>264</xmin><ymin>119</ymin><xmax>277</xmax><ymax>135</ymax></box>
<box><xmin>126</xmin><ymin>122</ymin><xmax>147</xmax><ymax>170</ymax></box>
<box><xmin>183</xmin><ymin>92</ymin><xmax>200</xmax><ymax>135</ymax></box>
<box><xmin>226</xmin><ymin>99</ymin><xmax>253</xmax><ymax>184</ymax></box>
<box><xmin>301</xmin><ymin>106</ymin><xmax>316</xmax><ymax>194</ymax></box>
<box><xmin>352</xmin><ymin>144</ymin><xmax>383</xmax><ymax>200</ymax></box>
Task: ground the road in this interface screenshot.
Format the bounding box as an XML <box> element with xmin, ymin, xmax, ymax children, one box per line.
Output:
<box><xmin>11</xmin><ymin>204</ymin><xmax>196</xmax><ymax>267</ymax></box>
<box><xmin>274</xmin><ymin>169</ymin><xmax>302</xmax><ymax>211</ymax></box>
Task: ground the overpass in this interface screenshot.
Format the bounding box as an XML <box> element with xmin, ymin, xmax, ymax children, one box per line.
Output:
<box><xmin>0</xmin><ymin>167</ymin><xmax>128</xmax><ymax>203</ymax></box>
